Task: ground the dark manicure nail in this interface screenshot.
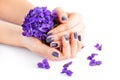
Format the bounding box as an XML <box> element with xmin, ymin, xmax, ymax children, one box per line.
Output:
<box><xmin>51</xmin><ymin>43</ymin><xmax>58</xmax><ymax>47</ymax></box>
<box><xmin>64</xmin><ymin>34</ymin><xmax>69</xmax><ymax>41</ymax></box>
<box><xmin>61</xmin><ymin>16</ymin><xmax>67</xmax><ymax>21</ymax></box>
<box><xmin>47</xmin><ymin>32</ymin><xmax>53</xmax><ymax>36</ymax></box>
<box><xmin>74</xmin><ymin>32</ymin><xmax>78</xmax><ymax>39</ymax></box>
<box><xmin>78</xmin><ymin>35</ymin><xmax>81</xmax><ymax>41</ymax></box>
<box><xmin>52</xmin><ymin>52</ymin><xmax>59</xmax><ymax>57</ymax></box>
<box><xmin>46</xmin><ymin>37</ymin><xmax>54</xmax><ymax>43</ymax></box>
<box><xmin>81</xmin><ymin>46</ymin><xmax>84</xmax><ymax>49</ymax></box>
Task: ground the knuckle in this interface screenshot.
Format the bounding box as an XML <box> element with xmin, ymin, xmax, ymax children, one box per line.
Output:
<box><xmin>65</xmin><ymin>24</ymin><xmax>71</xmax><ymax>29</ymax></box>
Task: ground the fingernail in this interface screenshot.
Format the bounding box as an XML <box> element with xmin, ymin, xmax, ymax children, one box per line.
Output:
<box><xmin>46</xmin><ymin>37</ymin><xmax>54</xmax><ymax>43</ymax></box>
<box><xmin>81</xmin><ymin>46</ymin><xmax>84</xmax><ymax>49</ymax></box>
<box><xmin>51</xmin><ymin>43</ymin><xmax>58</xmax><ymax>47</ymax></box>
<box><xmin>74</xmin><ymin>32</ymin><xmax>78</xmax><ymax>39</ymax></box>
<box><xmin>52</xmin><ymin>52</ymin><xmax>59</xmax><ymax>57</ymax></box>
<box><xmin>61</xmin><ymin>16</ymin><xmax>67</xmax><ymax>21</ymax></box>
<box><xmin>78</xmin><ymin>35</ymin><xmax>81</xmax><ymax>41</ymax></box>
<box><xmin>64</xmin><ymin>34</ymin><xmax>69</xmax><ymax>41</ymax></box>
<box><xmin>47</xmin><ymin>32</ymin><xmax>53</xmax><ymax>36</ymax></box>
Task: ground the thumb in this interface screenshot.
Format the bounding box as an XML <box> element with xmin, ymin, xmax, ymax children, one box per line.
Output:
<box><xmin>54</xmin><ymin>7</ymin><xmax>68</xmax><ymax>23</ymax></box>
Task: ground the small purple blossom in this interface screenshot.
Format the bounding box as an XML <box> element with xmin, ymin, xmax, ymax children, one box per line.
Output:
<box><xmin>89</xmin><ymin>60</ymin><xmax>102</xmax><ymax>66</ymax></box>
<box><xmin>94</xmin><ymin>43</ymin><xmax>102</xmax><ymax>51</ymax></box>
<box><xmin>61</xmin><ymin>67</ymin><xmax>73</xmax><ymax>76</ymax></box>
<box><xmin>87</xmin><ymin>43</ymin><xmax>102</xmax><ymax>66</ymax></box>
<box><xmin>37</xmin><ymin>62</ymin><xmax>44</xmax><ymax>68</ymax></box>
<box><xmin>87</xmin><ymin>53</ymin><xmax>102</xmax><ymax>66</ymax></box>
<box><xmin>61</xmin><ymin>61</ymin><xmax>73</xmax><ymax>77</ymax></box>
<box><xmin>87</xmin><ymin>53</ymin><xmax>98</xmax><ymax>60</ymax></box>
<box><xmin>37</xmin><ymin>59</ymin><xmax>50</xmax><ymax>69</ymax></box>
<box><xmin>22</xmin><ymin>7</ymin><xmax>57</xmax><ymax>42</ymax></box>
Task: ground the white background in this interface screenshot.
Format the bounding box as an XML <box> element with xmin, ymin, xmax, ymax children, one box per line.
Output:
<box><xmin>0</xmin><ymin>0</ymin><xmax>120</xmax><ymax>80</ymax></box>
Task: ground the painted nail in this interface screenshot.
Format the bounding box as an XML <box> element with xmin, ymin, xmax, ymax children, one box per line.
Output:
<box><xmin>74</xmin><ymin>32</ymin><xmax>78</xmax><ymax>39</ymax></box>
<box><xmin>46</xmin><ymin>37</ymin><xmax>54</xmax><ymax>43</ymax></box>
<box><xmin>64</xmin><ymin>34</ymin><xmax>69</xmax><ymax>41</ymax></box>
<box><xmin>47</xmin><ymin>32</ymin><xmax>53</xmax><ymax>36</ymax></box>
<box><xmin>81</xmin><ymin>46</ymin><xmax>84</xmax><ymax>49</ymax></box>
<box><xmin>51</xmin><ymin>43</ymin><xmax>58</xmax><ymax>47</ymax></box>
<box><xmin>78</xmin><ymin>35</ymin><xmax>81</xmax><ymax>41</ymax></box>
<box><xmin>61</xmin><ymin>16</ymin><xmax>67</xmax><ymax>21</ymax></box>
<box><xmin>52</xmin><ymin>52</ymin><xmax>59</xmax><ymax>57</ymax></box>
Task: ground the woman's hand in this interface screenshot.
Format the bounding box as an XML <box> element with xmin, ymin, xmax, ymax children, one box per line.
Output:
<box><xmin>0</xmin><ymin>20</ymin><xmax>82</xmax><ymax>60</ymax></box>
<box><xmin>22</xmin><ymin>32</ymin><xmax>82</xmax><ymax>60</ymax></box>
<box><xmin>46</xmin><ymin>7</ymin><xmax>85</xmax><ymax>57</ymax></box>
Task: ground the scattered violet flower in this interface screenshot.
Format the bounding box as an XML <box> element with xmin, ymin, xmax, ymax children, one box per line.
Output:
<box><xmin>37</xmin><ymin>62</ymin><xmax>44</xmax><ymax>68</ymax></box>
<box><xmin>94</xmin><ymin>43</ymin><xmax>102</xmax><ymax>51</ymax></box>
<box><xmin>37</xmin><ymin>59</ymin><xmax>50</xmax><ymax>69</ymax></box>
<box><xmin>22</xmin><ymin>7</ymin><xmax>57</xmax><ymax>42</ymax></box>
<box><xmin>61</xmin><ymin>67</ymin><xmax>73</xmax><ymax>77</ymax></box>
<box><xmin>87</xmin><ymin>53</ymin><xmax>102</xmax><ymax>66</ymax></box>
<box><xmin>61</xmin><ymin>61</ymin><xmax>73</xmax><ymax>77</ymax></box>
<box><xmin>87</xmin><ymin>53</ymin><xmax>98</xmax><ymax>60</ymax></box>
<box><xmin>89</xmin><ymin>60</ymin><xmax>102</xmax><ymax>66</ymax></box>
<box><xmin>87</xmin><ymin>43</ymin><xmax>102</xmax><ymax>66</ymax></box>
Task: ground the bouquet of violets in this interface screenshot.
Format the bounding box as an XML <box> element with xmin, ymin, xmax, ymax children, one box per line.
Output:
<box><xmin>22</xmin><ymin>7</ymin><xmax>58</xmax><ymax>43</ymax></box>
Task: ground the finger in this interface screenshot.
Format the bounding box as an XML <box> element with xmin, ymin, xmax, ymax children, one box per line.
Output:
<box><xmin>54</xmin><ymin>7</ymin><xmax>68</xmax><ymax>23</ymax></box>
<box><xmin>33</xmin><ymin>41</ymin><xmax>65</xmax><ymax>60</ymax></box>
<box><xmin>47</xmin><ymin>13</ymin><xmax>82</xmax><ymax>35</ymax></box>
<box><xmin>70</xmin><ymin>32</ymin><xmax>78</xmax><ymax>58</ymax></box>
<box><xmin>62</xmin><ymin>34</ymin><xmax>71</xmax><ymax>58</ymax></box>
<box><xmin>46</xmin><ymin>23</ymin><xmax>84</xmax><ymax>43</ymax></box>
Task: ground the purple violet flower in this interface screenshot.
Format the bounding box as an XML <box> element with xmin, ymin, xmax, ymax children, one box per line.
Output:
<box><xmin>87</xmin><ymin>49</ymin><xmax>102</xmax><ymax>66</ymax></box>
<box><xmin>61</xmin><ymin>67</ymin><xmax>73</xmax><ymax>76</ymax></box>
<box><xmin>22</xmin><ymin>7</ymin><xmax>57</xmax><ymax>42</ymax></box>
<box><xmin>42</xmin><ymin>59</ymin><xmax>50</xmax><ymax>69</ymax></box>
<box><xmin>87</xmin><ymin>53</ymin><xmax>98</xmax><ymax>60</ymax></box>
<box><xmin>37</xmin><ymin>62</ymin><xmax>44</xmax><ymax>68</ymax></box>
<box><xmin>89</xmin><ymin>59</ymin><xmax>102</xmax><ymax>66</ymax></box>
<box><xmin>61</xmin><ymin>61</ymin><xmax>73</xmax><ymax>77</ymax></box>
<box><xmin>37</xmin><ymin>59</ymin><xmax>50</xmax><ymax>69</ymax></box>
<box><xmin>94</xmin><ymin>43</ymin><xmax>102</xmax><ymax>51</ymax></box>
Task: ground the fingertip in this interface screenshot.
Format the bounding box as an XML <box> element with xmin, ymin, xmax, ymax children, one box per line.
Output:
<box><xmin>54</xmin><ymin>7</ymin><xmax>68</xmax><ymax>23</ymax></box>
<box><xmin>61</xmin><ymin>16</ymin><xmax>68</xmax><ymax>23</ymax></box>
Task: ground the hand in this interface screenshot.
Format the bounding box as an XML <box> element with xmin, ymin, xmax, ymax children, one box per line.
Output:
<box><xmin>46</xmin><ymin>7</ymin><xmax>85</xmax><ymax>57</ymax></box>
<box><xmin>22</xmin><ymin>32</ymin><xmax>82</xmax><ymax>60</ymax></box>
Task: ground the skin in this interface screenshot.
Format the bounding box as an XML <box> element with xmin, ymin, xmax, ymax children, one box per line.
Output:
<box><xmin>0</xmin><ymin>0</ymin><xmax>85</xmax><ymax>60</ymax></box>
